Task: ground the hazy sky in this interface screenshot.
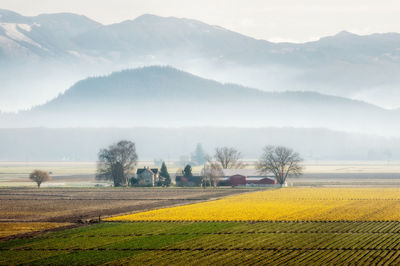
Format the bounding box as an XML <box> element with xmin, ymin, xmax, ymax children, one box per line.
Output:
<box><xmin>1</xmin><ymin>0</ymin><xmax>400</xmax><ymax>42</ymax></box>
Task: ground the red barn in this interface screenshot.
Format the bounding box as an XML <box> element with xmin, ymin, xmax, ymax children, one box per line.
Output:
<box><xmin>253</xmin><ymin>178</ymin><xmax>276</xmax><ymax>185</ymax></box>
<box><xmin>229</xmin><ymin>175</ymin><xmax>247</xmax><ymax>186</ymax></box>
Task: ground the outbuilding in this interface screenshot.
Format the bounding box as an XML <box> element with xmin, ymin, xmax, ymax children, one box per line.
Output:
<box><xmin>223</xmin><ymin>169</ymin><xmax>276</xmax><ymax>187</ymax></box>
<box><xmin>229</xmin><ymin>174</ymin><xmax>247</xmax><ymax>186</ymax></box>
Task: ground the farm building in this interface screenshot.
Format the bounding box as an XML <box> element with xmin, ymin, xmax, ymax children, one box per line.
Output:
<box><xmin>175</xmin><ymin>176</ymin><xmax>203</xmax><ymax>187</ymax></box>
<box><xmin>136</xmin><ymin>167</ymin><xmax>159</xmax><ymax>187</ymax></box>
<box><xmin>223</xmin><ymin>169</ymin><xmax>276</xmax><ymax>187</ymax></box>
<box><xmin>246</xmin><ymin>177</ymin><xmax>276</xmax><ymax>186</ymax></box>
<box><xmin>229</xmin><ymin>175</ymin><xmax>247</xmax><ymax>186</ymax></box>
<box><xmin>174</xmin><ymin>169</ymin><xmax>276</xmax><ymax>187</ymax></box>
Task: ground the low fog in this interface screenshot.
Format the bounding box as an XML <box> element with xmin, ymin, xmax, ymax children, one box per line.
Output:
<box><xmin>0</xmin><ymin>128</ymin><xmax>398</xmax><ymax>161</ymax></box>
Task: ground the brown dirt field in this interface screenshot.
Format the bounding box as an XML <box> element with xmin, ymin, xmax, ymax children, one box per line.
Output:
<box><xmin>0</xmin><ymin>187</ymin><xmax>255</xmax><ymax>223</ymax></box>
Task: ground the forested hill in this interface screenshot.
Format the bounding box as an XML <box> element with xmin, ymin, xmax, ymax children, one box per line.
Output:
<box><xmin>0</xmin><ymin>66</ymin><xmax>398</xmax><ymax>136</ymax></box>
<box><xmin>39</xmin><ymin>66</ymin><xmax>263</xmax><ymax>108</ymax></box>
<box><xmin>2</xmin><ymin>9</ymin><xmax>400</xmax><ymax>110</ymax></box>
<box><xmin>39</xmin><ymin>66</ymin><xmax>383</xmax><ymax>111</ymax></box>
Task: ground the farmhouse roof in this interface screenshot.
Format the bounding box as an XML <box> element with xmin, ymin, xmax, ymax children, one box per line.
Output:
<box><xmin>137</xmin><ymin>168</ymin><xmax>159</xmax><ymax>175</ymax></box>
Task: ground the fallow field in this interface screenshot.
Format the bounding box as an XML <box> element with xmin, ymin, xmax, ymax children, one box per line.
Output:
<box><xmin>0</xmin><ymin>187</ymin><xmax>252</xmax><ymax>238</ymax></box>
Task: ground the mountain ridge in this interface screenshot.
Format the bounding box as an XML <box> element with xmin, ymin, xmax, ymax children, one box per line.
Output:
<box><xmin>41</xmin><ymin>66</ymin><xmax>387</xmax><ymax>111</ymax></box>
<box><xmin>1</xmin><ymin>9</ymin><xmax>400</xmax><ymax>111</ymax></box>
<box><xmin>0</xmin><ymin>66</ymin><xmax>397</xmax><ymax>137</ymax></box>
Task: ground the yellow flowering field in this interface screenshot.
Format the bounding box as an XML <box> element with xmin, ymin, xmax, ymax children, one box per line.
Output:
<box><xmin>107</xmin><ymin>188</ymin><xmax>400</xmax><ymax>221</ymax></box>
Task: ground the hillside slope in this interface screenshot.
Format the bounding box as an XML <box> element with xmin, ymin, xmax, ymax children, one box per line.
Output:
<box><xmin>1</xmin><ymin>66</ymin><xmax>397</xmax><ymax>136</ymax></box>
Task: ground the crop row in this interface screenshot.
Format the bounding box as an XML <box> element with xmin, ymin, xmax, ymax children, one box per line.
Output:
<box><xmin>3</xmin><ymin>221</ymin><xmax>400</xmax><ymax>265</ymax></box>
<box><xmin>5</xmin><ymin>225</ymin><xmax>400</xmax><ymax>252</ymax></box>
<box><xmin>164</xmin><ymin>232</ymin><xmax>400</xmax><ymax>250</ymax></box>
<box><xmin>9</xmin><ymin>221</ymin><xmax>400</xmax><ymax>240</ymax></box>
<box><xmin>113</xmin><ymin>250</ymin><xmax>400</xmax><ymax>265</ymax></box>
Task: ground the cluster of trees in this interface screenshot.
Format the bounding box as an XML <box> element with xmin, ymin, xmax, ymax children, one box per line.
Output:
<box><xmin>93</xmin><ymin>140</ymin><xmax>303</xmax><ymax>187</ymax></box>
<box><xmin>179</xmin><ymin>144</ymin><xmax>246</xmax><ymax>168</ymax></box>
<box><xmin>28</xmin><ymin>140</ymin><xmax>303</xmax><ymax>188</ymax></box>
<box><xmin>175</xmin><ymin>146</ymin><xmax>243</xmax><ymax>187</ymax></box>
<box><xmin>93</xmin><ymin>140</ymin><xmax>251</xmax><ymax>188</ymax></box>
<box><xmin>95</xmin><ymin>140</ymin><xmax>173</xmax><ymax>187</ymax></box>
<box><xmin>177</xmin><ymin>144</ymin><xmax>303</xmax><ymax>187</ymax></box>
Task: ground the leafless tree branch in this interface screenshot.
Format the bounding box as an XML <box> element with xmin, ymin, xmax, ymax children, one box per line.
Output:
<box><xmin>214</xmin><ymin>147</ymin><xmax>246</xmax><ymax>169</ymax></box>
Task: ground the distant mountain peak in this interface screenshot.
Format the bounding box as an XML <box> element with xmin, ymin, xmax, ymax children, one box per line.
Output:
<box><xmin>335</xmin><ymin>30</ymin><xmax>357</xmax><ymax>37</ymax></box>
<box><xmin>35</xmin><ymin>12</ymin><xmax>96</xmax><ymax>21</ymax></box>
<box><xmin>34</xmin><ymin>12</ymin><xmax>102</xmax><ymax>28</ymax></box>
<box><xmin>0</xmin><ymin>9</ymin><xmax>21</xmax><ymax>16</ymax></box>
<box><xmin>131</xmin><ymin>13</ymin><xmax>209</xmax><ymax>28</ymax></box>
<box><xmin>0</xmin><ymin>9</ymin><xmax>29</xmax><ymax>23</ymax></box>
<box><xmin>134</xmin><ymin>13</ymin><xmax>163</xmax><ymax>21</ymax></box>
<box><xmin>317</xmin><ymin>30</ymin><xmax>359</xmax><ymax>42</ymax></box>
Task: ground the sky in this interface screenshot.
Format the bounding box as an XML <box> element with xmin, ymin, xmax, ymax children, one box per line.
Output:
<box><xmin>1</xmin><ymin>0</ymin><xmax>400</xmax><ymax>42</ymax></box>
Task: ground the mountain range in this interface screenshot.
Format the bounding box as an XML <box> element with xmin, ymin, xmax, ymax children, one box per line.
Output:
<box><xmin>1</xmin><ymin>9</ymin><xmax>400</xmax><ymax>110</ymax></box>
<box><xmin>1</xmin><ymin>66</ymin><xmax>398</xmax><ymax>137</ymax></box>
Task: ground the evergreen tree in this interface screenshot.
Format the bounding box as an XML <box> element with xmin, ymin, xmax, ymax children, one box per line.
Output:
<box><xmin>191</xmin><ymin>143</ymin><xmax>207</xmax><ymax>165</ymax></box>
<box><xmin>129</xmin><ymin>177</ymin><xmax>138</xmax><ymax>187</ymax></box>
<box><xmin>183</xmin><ymin>164</ymin><xmax>193</xmax><ymax>178</ymax></box>
<box><xmin>160</xmin><ymin>162</ymin><xmax>171</xmax><ymax>187</ymax></box>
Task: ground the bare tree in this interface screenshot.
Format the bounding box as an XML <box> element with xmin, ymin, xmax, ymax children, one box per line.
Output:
<box><xmin>29</xmin><ymin>170</ymin><xmax>50</xmax><ymax>188</ymax></box>
<box><xmin>214</xmin><ymin>147</ymin><xmax>245</xmax><ymax>169</ymax></box>
<box><xmin>96</xmin><ymin>140</ymin><xmax>138</xmax><ymax>187</ymax></box>
<box><xmin>201</xmin><ymin>162</ymin><xmax>224</xmax><ymax>187</ymax></box>
<box><xmin>256</xmin><ymin>145</ymin><xmax>303</xmax><ymax>186</ymax></box>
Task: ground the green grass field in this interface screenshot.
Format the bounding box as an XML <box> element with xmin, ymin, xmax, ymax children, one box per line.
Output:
<box><xmin>2</xmin><ymin>221</ymin><xmax>400</xmax><ymax>265</ymax></box>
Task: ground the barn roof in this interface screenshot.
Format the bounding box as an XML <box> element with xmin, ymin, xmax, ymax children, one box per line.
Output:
<box><xmin>247</xmin><ymin>177</ymin><xmax>276</xmax><ymax>185</ymax></box>
<box><xmin>222</xmin><ymin>169</ymin><xmax>264</xmax><ymax>177</ymax></box>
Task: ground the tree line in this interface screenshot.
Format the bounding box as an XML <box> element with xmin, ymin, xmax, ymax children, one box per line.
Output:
<box><xmin>29</xmin><ymin>140</ymin><xmax>303</xmax><ymax>188</ymax></box>
<box><xmin>94</xmin><ymin>140</ymin><xmax>303</xmax><ymax>187</ymax></box>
